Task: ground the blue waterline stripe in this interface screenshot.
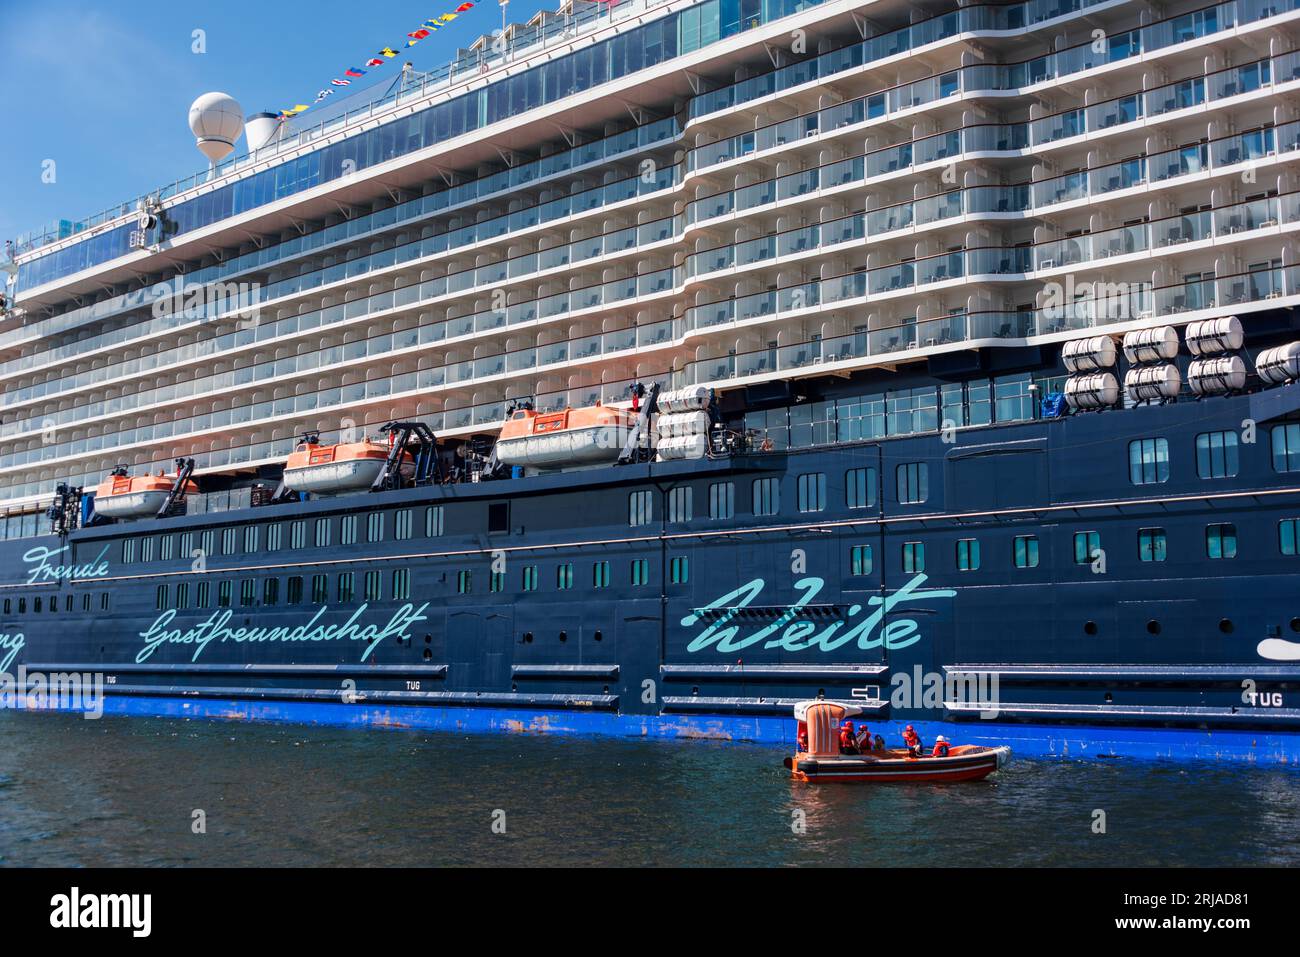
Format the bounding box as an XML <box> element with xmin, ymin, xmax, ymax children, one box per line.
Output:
<box><xmin>14</xmin><ymin>695</ymin><xmax>1300</xmax><ymax>765</ymax></box>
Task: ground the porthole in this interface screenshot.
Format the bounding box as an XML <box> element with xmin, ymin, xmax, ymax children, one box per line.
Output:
<box><xmin>1104</xmin><ymin>692</ymin><xmax>1113</xmax><ymax>704</ymax></box>
<box><xmin>559</xmin><ymin>630</ymin><xmax>567</xmax><ymax>642</ymax></box>
<box><xmin>1146</xmin><ymin>619</ymin><xmax>1161</xmax><ymax>635</ymax></box>
<box><xmin>1219</xmin><ymin>618</ymin><xmax>1234</xmax><ymax>634</ymax></box>
<box><xmin>1083</xmin><ymin>620</ymin><xmax>1098</xmax><ymax>636</ymax></box>
<box><xmin>522</xmin><ymin>632</ymin><xmax>533</xmax><ymax>643</ymax></box>
<box><xmin>424</xmin><ymin>634</ymin><xmax>431</xmax><ymax>645</ymax></box>
<box><xmin>1291</xmin><ymin>618</ymin><xmax>1300</xmax><ymax>633</ymax></box>
<box><xmin>594</xmin><ymin>630</ymin><xmax>602</xmax><ymax>641</ymax></box>
<box><xmin>422</xmin><ymin>649</ymin><xmax>432</xmax><ymax>661</ymax></box>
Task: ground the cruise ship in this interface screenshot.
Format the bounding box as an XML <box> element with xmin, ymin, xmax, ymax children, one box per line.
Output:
<box><xmin>4</xmin><ymin>0</ymin><xmax>1300</xmax><ymax>762</ymax></box>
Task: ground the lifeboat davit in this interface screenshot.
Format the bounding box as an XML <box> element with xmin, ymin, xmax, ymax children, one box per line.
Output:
<box><xmin>495</xmin><ymin>404</ymin><xmax>633</xmax><ymax>469</ymax></box>
<box><xmin>784</xmin><ymin>701</ymin><xmax>1011</xmax><ymax>783</ymax></box>
<box><xmin>93</xmin><ymin>468</ymin><xmax>198</xmax><ymax>518</ymax></box>
<box><xmin>282</xmin><ymin>435</ymin><xmax>411</xmax><ymax>495</ymax></box>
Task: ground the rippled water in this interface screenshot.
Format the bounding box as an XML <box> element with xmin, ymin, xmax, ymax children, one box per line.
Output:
<box><xmin>2</xmin><ymin>711</ymin><xmax>1298</xmax><ymax>867</ymax></box>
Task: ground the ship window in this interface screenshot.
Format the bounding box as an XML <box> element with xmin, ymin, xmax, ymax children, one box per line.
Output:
<box><xmin>1128</xmin><ymin>438</ymin><xmax>1170</xmax><ymax>485</ymax></box>
<box><xmin>956</xmin><ymin>538</ymin><xmax>980</xmax><ymax>571</ymax></box>
<box><xmin>244</xmin><ymin>525</ymin><xmax>260</xmax><ymax>553</ymax></box>
<box><xmin>49</xmin><ymin>597</ymin><xmax>56</xmax><ymax>615</ymax></box>
<box><xmin>367</xmin><ymin>512</ymin><xmax>385</xmax><ymax>543</ymax></box>
<box><xmin>629</xmin><ymin>491</ymin><xmax>654</xmax><ymax>527</ymax></box>
<box><xmin>65</xmin><ymin>594</ymin><xmax>73</xmax><ymax>612</ymax></box>
<box><xmin>426</xmin><ymin>506</ymin><xmax>445</xmax><ymax>537</ymax></box>
<box><xmin>797</xmin><ymin>473</ymin><xmax>827</xmax><ymax>513</ymax></box>
<box><xmin>1280</xmin><ymin>519</ymin><xmax>1300</xmax><ymax>555</ymax></box>
<box><xmin>222</xmin><ymin>528</ymin><xmax>238</xmax><ymax>555</ymax></box>
<box><xmin>557</xmin><ymin>563</ymin><xmax>573</xmax><ymax>590</ymax></box>
<box><xmin>850</xmin><ymin>545</ymin><xmax>872</xmax><ymax>576</ymax></box>
<box><xmin>81</xmin><ymin>594</ymin><xmax>90</xmax><ymax>612</ymax></box>
<box><xmin>290</xmin><ymin>521</ymin><xmax>307</xmax><ymax>549</ymax></box>
<box><xmin>522</xmin><ymin>566</ymin><xmax>538</xmax><ymax>592</ymax></box>
<box><xmin>593</xmin><ymin>561</ymin><xmax>610</xmax><ymax>588</ymax></box>
<box><xmin>670</xmin><ymin>556</ymin><xmax>689</xmax><ymax>584</ymax></box>
<box><xmin>1206</xmin><ymin>524</ymin><xmax>1238</xmax><ymax>559</ymax></box>
<box><xmin>218</xmin><ymin>581</ymin><xmax>232</xmax><ymax>607</ymax></box>
<box><xmin>100</xmin><ymin>593</ymin><xmax>109</xmax><ymax>611</ymax></box>
<box><xmin>392</xmin><ymin>569</ymin><xmax>411</xmax><ymax>600</ymax></box>
<box><xmin>315</xmin><ymin>518</ymin><xmax>331</xmax><ymax>548</ymax></box>
<box><xmin>1196</xmin><ymin>431</ymin><xmax>1239</xmax><ymax>479</ymax></box>
<box><xmin>3</xmin><ymin>599</ymin><xmax>9</xmax><ymax>615</ymax></box>
<box><xmin>175</xmin><ymin>583</ymin><xmax>189</xmax><ymax>608</ymax></box>
<box><xmin>180</xmin><ymin>532</ymin><xmax>194</xmax><ymax>559</ymax></box>
<box><xmin>631</xmin><ymin>559</ymin><xmax>649</xmax><ymax>586</ymax></box>
<box><xmin>1073</xmin><ymin>531</ymin><xmax>1101</xmax><ymax>565</ymax></box>
<box><xmin>338</xmin><ymin>573</ymin><xmax>355</xmax><ymax>603</ymax></box>
<box><xmin>196</xmin><ymin>581</ymin><xmax>210</xmax><ymax>609</ymax></box>
<box><xmin>340</xmin><ymin>515</ymin><xmax>357</xmax><ymax>545</ymax></box>
<box><xmin>490</xmin><ymin>571</ymin><xmax>505</xmax><ymax>593</ymax></box>
<box><xmin>1138</xmin><ymin>528</ymin><xmax>1168</xmax><ymax>562</ymax></box>
<box><xmin>845</xmin><ymin>468</ymin><xmax>877</xmax><ymax>509</ymax></box>
<box><xmin>668</xmin><ymin>487</ymin><xmax>693</xmax><ymax>523</ymax></box>
<box><xmin>902</xmin><ymin>542</ymin><xmax>925</xmax><ymax>574</ymax></box>
<box><xmin>311</xmin><ymin>575</ymin><xmax>329</xmax><ymax>603</ymax></box>
<box><xmin>263</xmin><ymin>578</ymin><xmax>279</xmax><ymax>606</ymax></box>
<box><xmin>752</xmin><ymin>478</ymin><xmax>780</xmax><ymax>516</ymax></box>
<box><xmin>141</xmin><ymin>537</ymin><xmax>155</xmax><ymax>563</ymax></box>
<box><xmin>1272</xmin><ymin>424</ymin><xmax>1300</xmax><ymax>472</ymax></box>
<box><xmin>709</xmin><ymin>482</ymin><xmax>735</xmax><ymax>519</ymax></box>
<box><xmin>265</xmin><ymin>525</ymin><xmax>282</xmax><ymax>551</ymax></box>
<box><xmin>896</xmin><ymin>463</ymin><xmax>929</xmax><ymax>504</ymax></box>
<box><xmin>364</xmin><ymin>571</ymin><xmax>382</xmax><ymax>601</ymax></box>
<box><xmin>240</xmin><ymin>579</ymin><xmax>256</xmax><ymax>606</ymax></box>
<box><xmin>160</xmin><ymin>535</ymin><xmax>175</xmax><ymax>561</ymax></box>
<box><xmin>1013</xmin><ymin>535</ymin><xmax>1040</xmax><ymax>568</ymax></box>
<box><xmin>201</xmin><ymin>530</ymin><xmax>215</xmax><ymax>557</ymax></box>
<box><xmin>121</xmin><ymin>539</ymin><xmax>137</xmax><ymax>564</ymax></box>
<box><xmin>394</xmin><ymin>509</ymin><xmax>413</xmax><ymax>541</ymax></box>
<box><xmin>457</xmin><ymin>570</ymin><xmax>472</xmax><ymax>594</ymax></box>
<box><xmin>287</xmin><ymin>577</ymin><xmax>303</xmax><ymax>604</ymax></box>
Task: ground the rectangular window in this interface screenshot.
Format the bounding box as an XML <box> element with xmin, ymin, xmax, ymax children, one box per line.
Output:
<box><xmin>266</xmin><ymin>524</ymin><xmax>282</xmax><ymax>551</ymax></box>
<box><xmin>490</xmin><ymin>571</ymin><xmax>505</xmax><ymax>593</ymax></box>
<box><xmin>155</xmin><ymin>584</ymin><xmax>168</xmax><ymax>610</ymax></box>
<box><xmin>1129</xmin><ymin>437</ymin><xmax>1170</xmax><ymax>485</ymax></box>
<box><xmin>631</xmin><ymin>558</ymin><xmax>649</xmax><ymax>585</ymax></box>
<box><xmin>121</xmin><ymin>538</ymin><xmax>137</xmax><ymax>564</ymax></box>
<box><xmin>426</xmin><ymin>506</ymin><xmax>445</xmax><ymax>536</ymax></box>
<box><xmin>263</xmin><ymin>577</ymin><xmax>279</xmax><ymax>606</ymax></box>
<box><xmin>850</xmin><ymin>544</ymin><xmax>872</xmax><ymax>576</ymax></box>
<box><xmin>1074</xmin><ymin>531</ymin><xmax>1101</xmax><ymax>565</ymax></box>
<box><xmin>1196</xmin><ymin>431</ymin><xmax>1239</xmax><ymax>479</ymax></box>
<box><xmin>457</xmin><ymin>570</ymin><xmax>472</xmax><ymax>594</ymax></box>
<box><xmin>222</xmin><ymin>527</ymin><xmax>238</xmax><ymax>555</ymax></box>
<box><xmin>629</xmin><ymin>490</ymin><xmax>654</xmax><ymax>527</ymax></box>
<box><xmin>200</xmin><ymin>529</ymin><xmax>215</xmax><ymax>557</ymax></box>
<box><xmin>593</xmin><ymin>561</ymin><xmax>610</xmax><ymax>588</ymax></box>
<box><xmin>956</xmin><ymin>538</ymin><xmax>981</xmax><ymax>571</ymax></box>
<box><xmin>196</xmin><ymin>581</ymin><xmax>210</xmax><ymax>608</ymax></box>
<box><xmin>180</xmin><ymin>532</ymin><xmax>194</xmax><ymax>559</ymax></box>
<box><xmin>670</xmin><ymin>556</ymin><xmax>689</xmax><ymax>584</ymax></box>
<box><xmin>797</xmin><ymin>473</ymin><xmax>827</xmax><ymax>513</ymax></box>
<box><xmin>315</xmin><ymin>518</ymin><xmax>331</xmax><ymax>548</ymax></box>
<box><xmin>367</xmin><ymin>512</ymin><xmax>384</xmax><ymax>542</ymax></box>
<box><xmin>521</xmin><ymin>566</ymin><xmax>539</xmax><ymax>591</ymax></box>
<box><xmin>902</xmin><ymin>541</ymin><xmax>925</xmax><ymax>573</ymax></box>
<box><xmin>1206</xmin><ymin>523</ymin><xmax>1238</xmax><ymax>559</ymax></box>
<box><xmin>1273</xmin><ymin>423</ymin><xmax>1300</xmax><ymax>472</ymax></box>
<box><xmin>160</xmin><ymin>535</ymin><xmax>175</xmax><ymax>561</ymax></box>
<box><xmin>668</xmin><ymin>486</ymin><xmax>693</xmax><ymax>523</ymax></box>
<box><xmin>240</xmin><ymin>579</ymin><xmax>256</xmax><ymax>606</ymax></box>
<box><xmin>290</xmin><ymin>521</ymin><xmax>306</xmax><ymax>549</ymax></box>
<box><xmin>141</xmin><ymin>537</ymin><xmax>155</xmax><ymax>563</ymax></box>
<box><xmin>752</xmin><ymin>477</ymin><xmax>780</xmax><ymax>516</ymax></box>
<box><xmin>218</xmin><ymin>580</ymin><xmax>232</xmax><ymax>607</ymax></box>
<box><xmin>1280</xmin><ymin>518</ymin><xmax>1299</xmax><ymax>556</ymax></box>
<box><xmin>394</xmin><ymin>509</ymin><xmax>413</xmax><ymax>540</ymax></box>
<box><xmin>100</xmin><ymin>593</ymin><xmax>110</xmax><ymax>611</ymax></box>
<box><xmin>82</xmin><ymin>594</ymin><xmax>91</xmax><ymax>611</ymax></box>
<box><xmin>174</xmin><ymin>583</ymin><xmax>188</xmax><ymax>609</ymax></box>
<box><xmin>845</xmin><ymin>467</ymin><xmax>877</xmax><ymax>509</ymax></box>
<box><xmin>557</xmin><ymin>563</ymin><xmax>573</xmax><ymax>589</ymax></box>
<box><xmin>1138</xmin><ymin>527</ymin><xmax>1168</xmax><ymax>562</ymax></box>
<box><xmin>244</xmin><ymin>525</ymin><xmax>260</xmax><ymax>553</ymax></box>
<box><xmin>287</xmin><ymin>576</ymin><xmax>304</xmax><ymax>604</ymax></box>
<box><xmin>392</xmin><ymin>568</ymin><xmax>411</xmax><ymax>600</ymax></box>
<box><xmin>1013</xmin><ymin>535</ymin><xmax>1040</xmax><ymax>568</ymax></box>
<box><xmin>338</xmin><ymin>573</ymin><xmax>355</xmax><ymax>602</ymax></box>
<box><xmin>896</xmin><ymin>463</ymin><xmax>929</xmax><ymax>504</ymax></box>
<box><xmin>341</xmin><ymin>515</ymin><xmax>357</xmax><ymax>545</ymax></box>
<box><xmin>364</xmin><ymin>570</ymin><xmax>382</xmax><ymax>601</ymax></box>
<box><xmin>709</xmin><ymin>482</ymin><xmax>735</xmax><ymax>519</ymax></box>
<box><xmin>311</xmin><ymin>575</ymin><xmax>329</xmax><ymax>603</ymax></box>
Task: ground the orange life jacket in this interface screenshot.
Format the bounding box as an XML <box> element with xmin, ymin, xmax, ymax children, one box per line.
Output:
<box><xmin>932</xmin><ymin>741</ymin><xmax>951</xmax><ymax>757</ymax></box>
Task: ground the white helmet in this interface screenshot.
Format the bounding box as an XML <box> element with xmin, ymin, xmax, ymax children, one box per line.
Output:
<box><xmin>936</xmin><ymin>735</ymin><xmax>948</xmax><ymax>742</ymax></box>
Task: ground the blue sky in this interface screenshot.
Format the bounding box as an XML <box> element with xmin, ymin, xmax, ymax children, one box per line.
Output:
<box><xmin>0</xmin><ymin>0</ymin><xmax>550</xmax><ymax>246</ymax></box>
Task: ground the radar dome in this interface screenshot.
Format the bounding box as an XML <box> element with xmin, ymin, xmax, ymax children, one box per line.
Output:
<box><xmin>188</xmin><ymin>92</ymin><xmax>244</xmax><ymax>165</ymax></box>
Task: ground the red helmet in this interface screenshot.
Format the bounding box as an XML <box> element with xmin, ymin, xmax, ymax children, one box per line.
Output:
<box><xmin>905</xmin><ymin>724</ymin><xmax>915</xmax><ymax>732</ymax></box>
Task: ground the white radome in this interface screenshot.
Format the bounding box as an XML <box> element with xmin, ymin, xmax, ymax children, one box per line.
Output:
<box><xmin>188</xmin><ymin>92</ymin><xmax>244</xmax><ymax>164</ymax></box>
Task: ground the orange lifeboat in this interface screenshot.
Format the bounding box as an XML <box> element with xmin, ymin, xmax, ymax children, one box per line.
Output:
<box><xmin>495</xmin><ymin>403</ymin><xmax>633</xmax><ymax>469</ymax></box>
<box><xmin>93</xmin><ymin>467</ymin><xmax>198</xmax><ymax>518</ymax></box>
<box><xmin>282</xmin><ymin>433</ymin><xmax>412</xmax><ymax>495</ymax></box>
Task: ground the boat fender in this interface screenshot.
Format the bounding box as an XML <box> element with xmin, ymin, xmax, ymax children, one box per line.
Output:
<box><xmin>795</xmin><ymin>760</ymin><xmax>819</xmax><ymax>775</ymax></box>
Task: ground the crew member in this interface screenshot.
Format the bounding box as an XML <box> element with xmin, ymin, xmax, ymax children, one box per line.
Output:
<box><xmin>902</xmin><ymin>724</ymin><xmax>924</xmax><ymax>757</ymax></box>
<box><xmin>932</xmin><ymin>735</ymin><xmax>951</xmax><ymax>757</ymax></box>
<box><xmin>796</xmin><ymin>722</ymin><xmax>809</xmax><ymax>753</ymax></box>
<box><xmin>838</xmin><ymin>719</ymin><xmax>858</xmax><ymax>755</ymax></box>
<box><xmin>856</xmin><ymin>724</ymin><xmax>874</xmax><ymax>751</ymax></box>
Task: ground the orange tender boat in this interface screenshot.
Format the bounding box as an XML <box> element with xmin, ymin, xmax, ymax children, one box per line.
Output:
<box><xmin>495</xmin><ymin>404</ymin><xmax>634</xmax><ymax>469</ymax></box>
<box><xmin>784</xmin><ymin>701</ymin><xmax>1011</xmax><ymax>783</ymax></box>
<box><xmin>282</xmin><ymin>435</ymin><xmax>412</xmax><ymax>495</ymax></box>
<box><xmin>93</xmin><ymin>468</ymin><xmax>198</xmax><ymax>518</ymax></box>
